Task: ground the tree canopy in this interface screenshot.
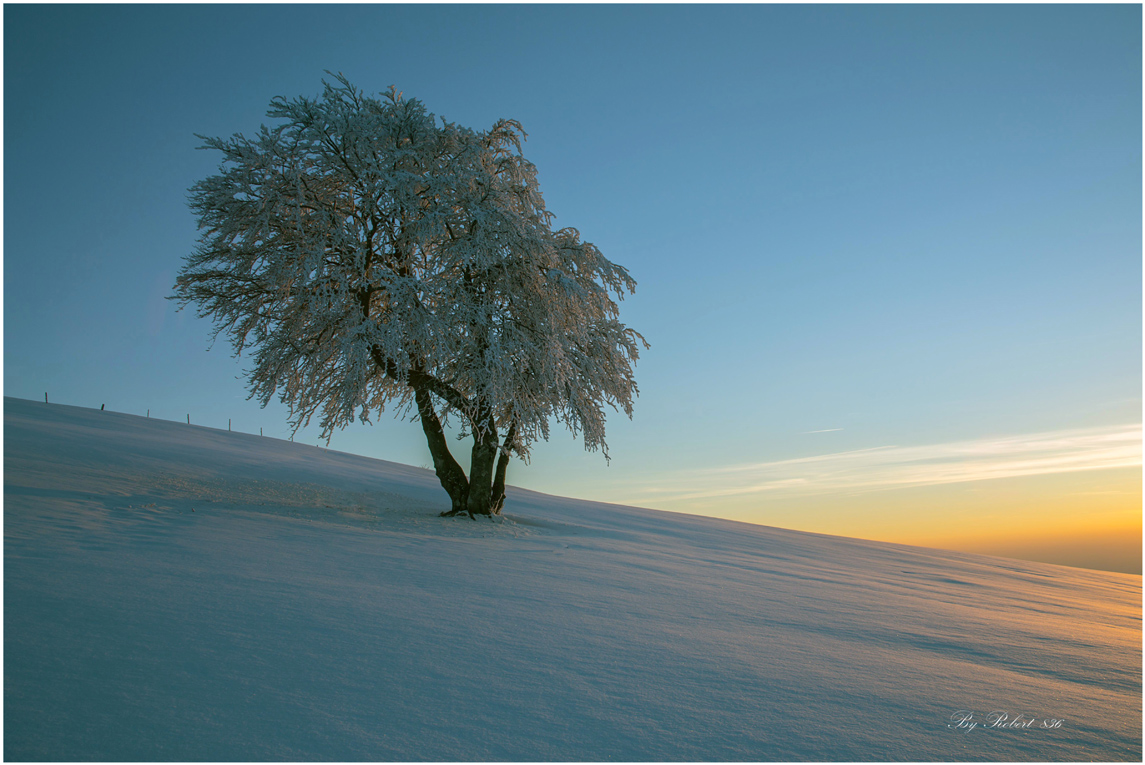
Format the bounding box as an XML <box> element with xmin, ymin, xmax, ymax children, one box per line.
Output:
<box><xmin>175</xmin><ymin>75</ymin><xmax>646</xmax><ymax>516</ymax></box>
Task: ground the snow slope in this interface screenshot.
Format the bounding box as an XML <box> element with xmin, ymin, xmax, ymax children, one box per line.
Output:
<box><xmin>5</xmin><ymin>397</ymin><xmax>1140</xmax><ymax>761</ymax></box>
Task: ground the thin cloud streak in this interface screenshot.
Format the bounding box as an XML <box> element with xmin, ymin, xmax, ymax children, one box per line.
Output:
<box><xmin>627</xmin><ymin>424</ymin><xmax>1142</xmax><ymax>504</ymax></box>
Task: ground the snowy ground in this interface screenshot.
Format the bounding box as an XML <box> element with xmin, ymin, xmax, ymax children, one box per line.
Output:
<box><xmin>4</xmin><ymin>397</ymin><xmax>1141</xmax><ymax>761</ymax></box>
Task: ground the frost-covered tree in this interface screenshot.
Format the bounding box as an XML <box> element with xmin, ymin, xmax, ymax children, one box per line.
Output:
<box><xmin>174</xmin><ymin>76</ymin><xmax>646</xmax><ymax>517</ymax></box>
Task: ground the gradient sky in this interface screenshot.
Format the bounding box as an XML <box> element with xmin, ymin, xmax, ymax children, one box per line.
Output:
<box><xmin>5</xmin><ymin>4</ymin><xmax>1141</xmax><ymax>572</ymax></box>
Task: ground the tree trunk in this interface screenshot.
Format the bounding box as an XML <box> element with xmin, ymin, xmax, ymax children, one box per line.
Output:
<box><xmin>466</xmin><ymin>411</ymin><xmax>499</xmax><ymax>516</ymax></box>
<box><xmin>413</xmin><ymin>387</ymin><xmax>469</xmax><ymax>516</ymax></box>
<box><xmin>490</xmin><ymin>423</ymin><xmax>516</xmax><ymax>514</ymax></box>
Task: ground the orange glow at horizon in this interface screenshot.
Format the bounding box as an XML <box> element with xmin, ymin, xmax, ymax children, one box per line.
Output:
<box><xmin>663</xmin><ymin>465</ymin><xmax>1143</xmax><ymax>575</ymax></box>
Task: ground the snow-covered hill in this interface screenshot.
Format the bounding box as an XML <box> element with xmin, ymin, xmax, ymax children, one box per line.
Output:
<box><xmin>5</xmin><ymin>397</ymin><xmax>1140</xmax><ymax>761</ymax></box>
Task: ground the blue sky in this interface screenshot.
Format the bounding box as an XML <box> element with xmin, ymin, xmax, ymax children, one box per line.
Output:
<box><xmin>4</xmin><ymin>4</ymin><xmax>1141</xmax><ymax>565</ymax></box>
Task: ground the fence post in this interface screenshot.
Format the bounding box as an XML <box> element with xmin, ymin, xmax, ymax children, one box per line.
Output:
<box><xmin>187</xmin><ymin>414</ymin><xmax>190</xmax><ymax>425</ymax></box>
